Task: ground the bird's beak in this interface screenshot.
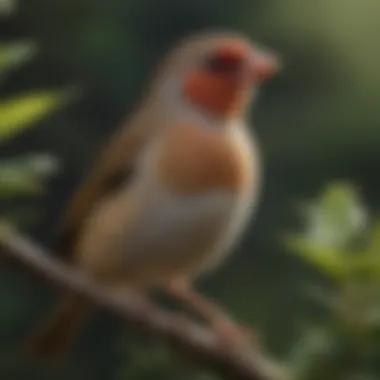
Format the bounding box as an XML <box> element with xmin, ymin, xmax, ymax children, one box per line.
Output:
<box><xmin>249</xmin><ymin>49</ymin><xmax>281</xmax><ymax>83</ymax></box>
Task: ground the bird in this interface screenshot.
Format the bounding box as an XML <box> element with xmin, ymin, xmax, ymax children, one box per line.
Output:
<box><xmin>23</xmin><ymin>30</ymin><xmax>280</xmax><ymax>361</ymax></box>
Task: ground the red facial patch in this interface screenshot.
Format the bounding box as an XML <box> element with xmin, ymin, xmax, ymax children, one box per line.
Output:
<box><xmin>182</xmin><ymin>40</ymin><xmax>279</xmax><ymax>118</ymax></box>
<box><xmin>183</xmin><ymin>42</ymin><xmax>252</xmax><ymax>117</ymax></box>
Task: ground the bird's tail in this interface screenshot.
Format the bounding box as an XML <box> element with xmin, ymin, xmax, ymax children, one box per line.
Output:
<box><xmin>23</xmin><ymin>294</ymin><xmax>92</xmax><ymax>361</ymax></box>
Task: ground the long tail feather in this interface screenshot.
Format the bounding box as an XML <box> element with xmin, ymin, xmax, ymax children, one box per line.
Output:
<box><xmin>23</xmin><ymin>294</ymin><xmax>92</xmax><ymax>362</ymax></box>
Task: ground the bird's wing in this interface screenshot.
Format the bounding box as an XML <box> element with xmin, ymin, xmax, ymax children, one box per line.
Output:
<box><xmin>56</xmin><ymin>116</ymin><xmax>154</xmax><ymax>258</ymax></box>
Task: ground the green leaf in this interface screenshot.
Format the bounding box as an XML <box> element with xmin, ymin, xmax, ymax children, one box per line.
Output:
<box><xmin>0</xmin><ymin>174</ymin><xmax>43</xmax><ymax>196</ymax></box>
<box><xmin>286</xmin><ymin>235</ymin><xmax>348</xmax><ymax>278</ymax></box>
<box><xmin>367</xmin><ymin>221</ymin><xmax>380</xmax><ymax>254</ymax></box>
<box><xmin>0</xmin><ymin>90</ymin><xmax>70</xmax><ymax>142</ymax></box>
<box><xmin>0</xmin><ymin>166</ymin><xmax>44</xmax><ymax>196</ymax></box>
<box><xmin>345</xmin><ymin>221</ymin><xmax>380</xmax><ymax>280</ymax></box>
<box><xmin>305</xmin><ymin>182</ymin><xmax>367</xmax><ymax>249</ymax></box>
<box><xmin>348</xmin><ymin>255</ymin><xmax>380</xmax><ymax>280</ymax></box>
<box><xmin>0</xmin><ymin>41</ymin><xmax>37</xmax><ymax>74</ymax></box>
<box><xmin>0</xmin><ymin>154</ymin><xmax>60</xmax><ymax>196</ymax></box>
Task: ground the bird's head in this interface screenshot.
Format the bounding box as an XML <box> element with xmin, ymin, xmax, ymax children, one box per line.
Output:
<box><xmin>150</xmin><ymin>32</ymin><xmax>280</xmax><ymax>121</ymax></box>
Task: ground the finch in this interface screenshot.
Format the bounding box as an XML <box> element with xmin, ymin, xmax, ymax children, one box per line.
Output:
<box><xmin>24</xmin><ymin>30</ymin><xmax>280</xmax><ymax>360</ymax></box>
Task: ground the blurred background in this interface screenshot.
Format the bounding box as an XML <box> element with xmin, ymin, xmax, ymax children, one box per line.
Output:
<box><xmin>1</xmin><ymin>0</ymin><xmax>380</xmax><ymax>379</ymax></box>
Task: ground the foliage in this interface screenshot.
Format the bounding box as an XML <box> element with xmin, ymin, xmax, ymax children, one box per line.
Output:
<box><xmin>0</xmin><ymin>39</ymin><xmax>69</xmax><ymax>143</ymax></box>
<box><xmin>0</xmin><ymin>154</ymin><xmax>59</xmax><ymax>197</ymax></box>
<box><xmin>0</xmin><ymin>27</ymin><xmax>68</xmax><ymax>225</ymax></box>
<box><xmin>0</xmin><ymin>90</ymin><xmax>70</xmax><ymax>142</ymax></box>
<box><xmin>0</xmin><ymin>41</ymin><xmax>36</xmax><ymax>79</ymax></box>
<box><xmin>286</xmin><ymin>182</ymin><xmax>380</xmax><ymax>380</ymax></box>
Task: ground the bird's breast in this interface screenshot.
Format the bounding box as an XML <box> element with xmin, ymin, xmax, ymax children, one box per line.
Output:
<box><xmin>108</xmin><ymin>123</ymin><xmax>261</xmax><ymax>280</ymax></box>
<box><xmin>150</xmin><ymin>122</ymin><xmax>258</xmax><ymax>197</ymax></box>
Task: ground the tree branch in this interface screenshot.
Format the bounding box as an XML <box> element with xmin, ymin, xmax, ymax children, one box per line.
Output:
<box><xmin>0</xmin><ymin>221</ymin><xmax>290</xmax><ymax>380</ymax></box>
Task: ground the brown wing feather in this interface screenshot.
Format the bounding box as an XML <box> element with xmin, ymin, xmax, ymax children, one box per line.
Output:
<box><xmin>56</xmin><ymin>115</ymin><xmax>154</xmax><ymax>257</ymax></box>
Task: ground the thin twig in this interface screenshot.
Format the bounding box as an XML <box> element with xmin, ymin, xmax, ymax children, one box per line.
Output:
<box><xmin>0</xmin><ymin>221</ymin><xmax>290</xmax><ymax>380</ymax></box>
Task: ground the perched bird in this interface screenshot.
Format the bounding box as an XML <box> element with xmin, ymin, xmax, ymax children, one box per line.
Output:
<box><xmin>24</xmin><ymin>30</ymin><xmax>280</xmax><ymax>360</ymax></box>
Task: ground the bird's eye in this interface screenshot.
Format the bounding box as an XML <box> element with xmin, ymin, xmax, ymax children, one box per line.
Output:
<box><xmin>203</xmin><ymin>54</ymin><xmax>242</xmax><ymax>74</ymax></box>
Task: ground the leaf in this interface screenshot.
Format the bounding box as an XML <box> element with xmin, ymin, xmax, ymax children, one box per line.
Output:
<box><xmin>0</xmin><ymin>173</ymin><xmax>43</xmax><ymax>196</ymax></box>
<box><xmin>0</xmin><ymin>154</ymin><xmax>60</xmax><ymax>196</ymax></box>
<box><xmin>345</xmin><ymin>221</ymin><xmax>380</xmax><ymax>280</ymax></box>
<box><xmin>367</xmin><ymin>221</ymin><xmax>380</xmax><ymax>254</ymax></box>
<box><xmin>286</xmin><ymin>235</ymin><xmax>348</xmax><ymax>278</ymax></box>
<box><xmin>0</xmin><ymin>90</ymin><xmax>71</xmax><ymax>142</ymax></box>
<box><xmin>0</xmin><ymin>41</ymin><xmax>37</xmax><ymax>74</ymax></box>
<box><xmin>347</xmin><ymin>254</ymin><xmax>380</xmax><ymax>280</ymax></box>
<box><xmin>301</xmin><ymin>182</ymin><xmax>367</xmax><ymax>250</ymax></box>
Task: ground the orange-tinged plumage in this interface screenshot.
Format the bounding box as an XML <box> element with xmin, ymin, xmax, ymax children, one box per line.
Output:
<box><xmin>156</xmin><ymin>122</ymin><xmax>256</xmax><ymax>195</ymax></box>
<box><xmin>23</xmin><ymin>31</ymin><xmax>280</xmax><ymax>360</ymax></box>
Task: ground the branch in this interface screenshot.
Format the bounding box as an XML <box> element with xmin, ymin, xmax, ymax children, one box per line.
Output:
<box><xmin>0</xmin><ymin>221</ymin><xmax>290</xmax><ymax>380</ymax></box>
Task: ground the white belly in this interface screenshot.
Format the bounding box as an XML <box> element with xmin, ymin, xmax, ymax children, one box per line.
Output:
<box><xmin>117</xmin><ymin>182</ymin><xmax>255</xmax><ymax>281</ymax></box>
<box><xmin>78</xmin><ymin>184</ymin><xmax>254</xmax><ymax>284</ymax></box>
